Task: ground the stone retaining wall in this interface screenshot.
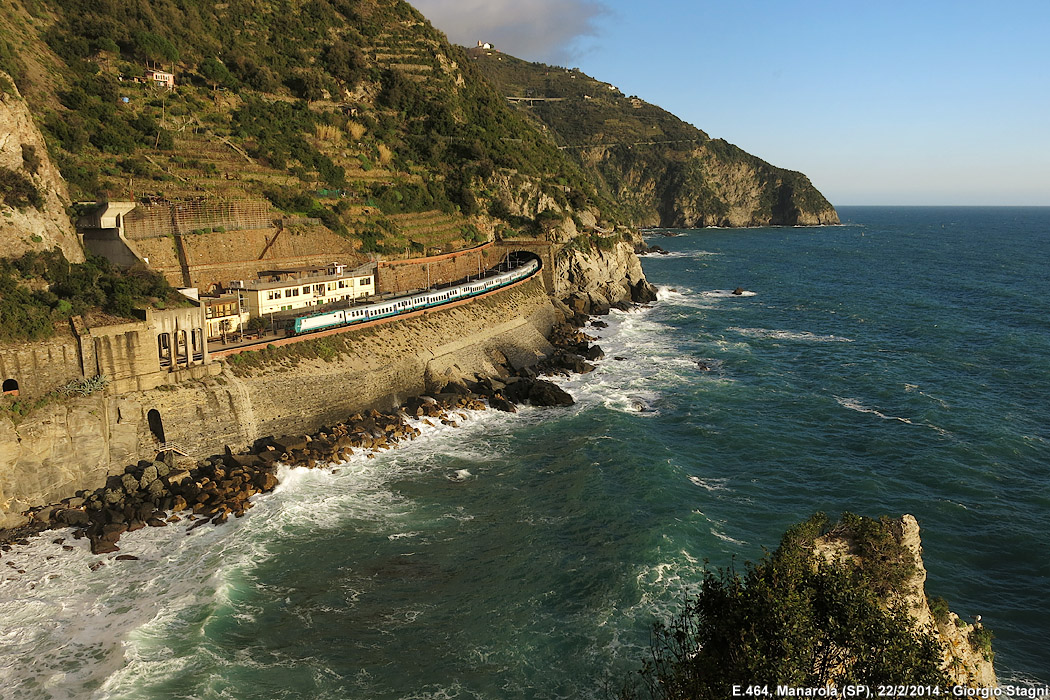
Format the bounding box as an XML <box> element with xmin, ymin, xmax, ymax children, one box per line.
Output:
<box><xmin>0</xmin><ymin>278</ymin><xmax>560</xmax><ymax>528</ymax></box>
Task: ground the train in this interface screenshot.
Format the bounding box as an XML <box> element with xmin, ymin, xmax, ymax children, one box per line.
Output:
<box><xmin>291</xmin><ymin>256</ymin><xmax>541</xmax><ymax>335</ymax></box>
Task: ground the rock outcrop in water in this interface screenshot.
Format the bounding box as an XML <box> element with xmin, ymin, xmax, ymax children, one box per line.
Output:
<box><xmin>814</xmin><ymin>514</ymin><xmax>997</xmax><ymax>687</ymax></box>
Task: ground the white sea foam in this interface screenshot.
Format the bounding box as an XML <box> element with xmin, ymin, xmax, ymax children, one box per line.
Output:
<box><xmin>836</xmin><ymin>396</ymin><xmax>915</xmax><ymax>424</ymax></box>
<box><xmin>688</xmin><ymin>476</ymin><xmax>729</xmax><ymax>492</ymax></box>
<box><xmin>710</xmin><ymin>529</ymin><xmax>747</xmax><ymax>546</ymax></box>
<box><xmin>0</xmin><ymin>388</ymin><xmax>535</xmax><ymax>698</ymax></box>
<box><xmin>834</xmin><ymin>396</ymin><xmax>951</xmax><ymax>437</ymax></box>
<box><xmin>0</xmin><ymin>287</ymin><xmax>698</xmax><ymax>698</ymax></box>
<box><xmin>701</xmin><ymin>289</ymin><xmax>757</xmax><ymax>298</ymax></box>
<box><xmin>447</xmin><ymin>469</ymin><xmax>473</xmax><ymax>482</ymax></box>
<box><xmin>729</xmin><ymin>326</ymin><xmax>853</xmax><ymax>343</ymax></box>
<box><xmin>638</xmin><ymin>250</ymin><xmax>719</xmax><ymax>260</ymax></box>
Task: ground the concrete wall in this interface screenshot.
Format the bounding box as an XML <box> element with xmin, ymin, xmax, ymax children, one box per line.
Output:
<box><xmin>0</xmin><ymin>278</ymin><xmax>561</xmax><ymax>527</ymax></box>
<box><xmin>234</xmin><ymin>275</ymin><xmax>557</xmax><ymax>439</ymax></box>
<box><xmin>376</xmin><ymin>241</ymin><xmax>557</xmax><ymax>295</ymax></box>
<box><xmin>132</xmin><ymin>227</ymin><xmax>362</xmax><ymax>290</ymax></box>
<box><xmin>0</xmin><ymin>331</ymin><xmax>84</xmax><ymax>400</ymax></box>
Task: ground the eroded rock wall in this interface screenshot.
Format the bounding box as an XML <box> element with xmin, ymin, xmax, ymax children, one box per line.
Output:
<box><xmin>0</xmin><ymin>76</ymin><xmax>84</xmax><ymax>262</ymax></box>
<box><xmin>553</xmin><ymin>238</ymin><xmax>650</xmax><ymax>307</ymax></box>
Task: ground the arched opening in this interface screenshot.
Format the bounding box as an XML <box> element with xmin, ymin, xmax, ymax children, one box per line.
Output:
<box><xmin>147</xmin><ymin>409</ymin><xmax>165</xmax><ymax>443</ymax></box>
<box><xmin>158</xmin><ymin>333</ymin><xmax>172</xmax><ymax>368</ymax></box>
<box><xmin>2</xmin><ymin>378</ymin><xmax>18</xmax><ymax>396</ymax></box>
<box><xmin>175</xmin><ymin>329</ymin><xmax>188</xmax><ymax>366</ymax></box>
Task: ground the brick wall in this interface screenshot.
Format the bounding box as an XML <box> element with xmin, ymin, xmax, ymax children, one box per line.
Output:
<box><xmin>377</xmin><ymin>243</ymin><xmax>495</xmax><ymax>294</ymax></box>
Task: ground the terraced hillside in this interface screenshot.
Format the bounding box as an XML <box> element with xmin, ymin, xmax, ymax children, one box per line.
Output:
<box><xmin>0</xmin><ymin>0</ymin><xmax>609</xmax><ymax>266</ymax></box>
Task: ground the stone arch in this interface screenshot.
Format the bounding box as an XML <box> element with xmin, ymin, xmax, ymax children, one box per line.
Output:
<box><xmin>2</xmin><ymin>378</ymin><xmax>18</xmax><ymax>396</ymax></box>
<box><xmin>147</xmin><ymin>408</ymin><xmax>165</xmax><ymax>443</ymax></box>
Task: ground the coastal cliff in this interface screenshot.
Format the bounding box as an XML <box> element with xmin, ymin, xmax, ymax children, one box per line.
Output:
<box><xmin>623</xmin><ymin>513</ymin><xmax>997</xmax><ymax>697</ymax></box>
<box><xmin>471</xmin><ymin>52</ymin><xmax>839</xmax><ymax>228</ymax></box>
<box><xmin>814</xmin><ymin>514</ymin><xmax>997</xmax><ymax>687</ymax></box>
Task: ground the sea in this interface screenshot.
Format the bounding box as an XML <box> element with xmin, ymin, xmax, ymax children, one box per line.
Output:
<box><xmin>1</xmin><ymin>206</ymin><xmax>1048</xmax><ymax>699</ymax></box>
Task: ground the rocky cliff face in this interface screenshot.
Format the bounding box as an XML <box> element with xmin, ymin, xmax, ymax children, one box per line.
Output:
<box><xmin>587</xmin><ymin>139</ymin><xmax>840</xmax><ymax>228</ymax></box>
<box><xmin>553</xmin><ymin>238</ymin><xmax>654</xmax><ymax>309</ymax></box>
<box><xmin>471</xmin><ymin>52</ymin><xmax>839</xmax><ymax>229</ymax></box>
<box><xmin>815</xmin><ymin>515</ymin><xmax>997</xmax><ymax>687</ymax></box>
<box><xmin>0</xmin><ymin>76</ymin><xmax>84</xmax><ymax>262</ymax></box>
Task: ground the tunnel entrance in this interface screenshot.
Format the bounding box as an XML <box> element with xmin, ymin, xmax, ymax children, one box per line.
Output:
<box><xmin>147</xmin><ymin>408</ymin><xmax>165</xmax><ymax>443</ymax></box>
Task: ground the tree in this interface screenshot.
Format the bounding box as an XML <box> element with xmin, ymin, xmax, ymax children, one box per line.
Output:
<box><xmin>621</xmin><ymin>514</ymin><xmax>949</xmax><ymax>699</ymax></box>
<box><xmin>199</xmin><ymin>57</ymin><xmax>235</xmax><ymax>89</ymax></box>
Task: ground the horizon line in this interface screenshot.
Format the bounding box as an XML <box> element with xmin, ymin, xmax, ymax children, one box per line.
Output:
<box><xmin>834</xmin><ymin>203</ymin><xmax>1050</xmax><ymax>208</ymax></box>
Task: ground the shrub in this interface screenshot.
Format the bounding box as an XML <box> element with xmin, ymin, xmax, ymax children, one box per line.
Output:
<box><xmin>0</xmin><ymin>168</ymin><xmax>43</xmax><ymax>209</ymax></box>
<box><xmin>620</xmin><ymin>514</ymin><xmax>949</xmax><ymax>699</ymax></box>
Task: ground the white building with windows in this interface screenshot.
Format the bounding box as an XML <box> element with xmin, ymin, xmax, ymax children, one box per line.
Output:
<box><xmin>229</xmin><ymin>262</ymin><xmax>377</xmax><ymax>319</ymax></box>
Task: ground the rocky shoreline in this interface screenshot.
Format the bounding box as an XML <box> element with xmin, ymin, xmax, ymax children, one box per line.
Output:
<box><xmin>0</xmin><ymin>315</ymin><xmax>618</xmax><ymax>560</ymax></box>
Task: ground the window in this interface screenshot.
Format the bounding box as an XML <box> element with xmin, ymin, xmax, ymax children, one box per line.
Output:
<box><xmin>284</xmin><ymin>289</ymin><xmax>293</xmax><ymax>298</ymax></box>
<box><xmin>191</xmin><ymin>329</ymin><xmax>204</xmax><ymax>361</ymax></box>
<box><xmin>302</xmin><ymin>286</ymin><xmax>309</xmax><ymax>294</ymax></box>
<box><xmin>359</xmin><ymin>277</ymin><xmax>371</xmax><ymax>286</ymax></box>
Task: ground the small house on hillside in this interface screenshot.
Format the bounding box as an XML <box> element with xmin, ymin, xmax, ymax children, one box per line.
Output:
<box><xmin>145</xmin><ymin>69</ymin><xmax>175</xmax><ymax>89</ymax></box>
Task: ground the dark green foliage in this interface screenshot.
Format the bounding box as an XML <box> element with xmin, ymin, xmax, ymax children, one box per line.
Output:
<box><xmin>621</xmin><ymin>514</ymin><xmax>948</xmax><ymax>699</ymax></box>
<box><xmin>928</xmin><ymin>596</ymin><xmax>952</xmax><ymax>627</ymax></box>
<box><xmin>232</xmin><ymin>98</ymin><xmax>345</xmax><ymax>187</ymax></box>
<box><xmin>0</xmin><ymin>38</ymin><xmax>29</xmax><ymax>93</ymax></box>
<box><xmin>263</xmin><ymin>188</ymin><xmax>346</xmax><ymax>236</ymax></box>
<box><xmin>323</xmin><ymin>34</ymin><xmax>366</xmax><ymax>86</ymax></box>
<box><xmin>132</xmin><ymin>31</ymin><xmax>179</xmax><ymax>64</ymax></box>
<box><xmin>969</xmin><ymin>626</ymin><xmax>994</xmax><ymax>662</ymax></box>
<box><xmin>44</xmin><ymin>73</ymin><xmax>172</xmax><ymax>170</ymax></box>
<box><xmin>29</xmin><ymin>0</ymin><xmax>613</xmax><ymax>222</ymax></box>
<box><xmin>21</xmin><ymin>145</ymin><xmax>42</xmax><ymax>175</ymax></box>
<box><xmin>0</xmin><ymin>250</ymin><xmax>183</xmax><ymax>341</ymax></box>
<box><xmin>0</xmin><ymin>168</ymin><xmax>43</xmax><ymax>209</ymax></box>
<box><xmin>199</xmin><ymin>57</ymin><xmax>236</xmax><ymax>89</ymax></box>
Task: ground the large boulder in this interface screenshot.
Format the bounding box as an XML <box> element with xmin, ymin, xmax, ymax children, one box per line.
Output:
<box><xmin>527</xmin><ymin>380</ymin><xmax>575</xmax><ymax>407</ymax></box>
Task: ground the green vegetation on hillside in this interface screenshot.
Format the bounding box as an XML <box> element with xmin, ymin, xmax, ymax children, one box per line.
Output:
<box><xmin>10</xmin><ymin>0</ymin><xmax>608</xmax><ymax>254</ymax></box>
<box><xmin>472</xmin><ymin>51</ymin><xmax>837</xmax><ymax>227</ymax></box>
<box><xmin>0</xmin><ymin>250</ymin><xmax>185</xmax><ymax>342</ymax></box>
<box><xmin>0</xmin><ymin>167</ymin><xmax>43</xmax><ymax>209</ymax></box>
<box><xmin>620</xmin><ymin>514</ymin><xmax>948</xmax><ymax>699</ymax></box>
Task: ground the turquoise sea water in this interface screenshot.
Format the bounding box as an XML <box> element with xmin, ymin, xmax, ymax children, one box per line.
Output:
<box><xmin>1</xmin><ymin>206</ymin><xmax>1048</xmax><ymax>698</ymax></box>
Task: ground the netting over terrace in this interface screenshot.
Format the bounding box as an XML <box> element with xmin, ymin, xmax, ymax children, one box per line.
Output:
<box><xmin>123</xmin><ymin>200</ymin><xmax>274</xmax><ymax>240</ymax></box>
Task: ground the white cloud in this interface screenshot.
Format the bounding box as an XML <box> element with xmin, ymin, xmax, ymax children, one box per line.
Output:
<box><xmin>411</xmin><ymin>0</ymin><xmax>607</xmax><ymax>64</ymax></box>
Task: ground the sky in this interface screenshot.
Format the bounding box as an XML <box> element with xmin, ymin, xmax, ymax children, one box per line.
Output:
<box><xmin>411</xmin><ymin>0</ymin><xmax>1050</xmax><ymax>206</ymax></box>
